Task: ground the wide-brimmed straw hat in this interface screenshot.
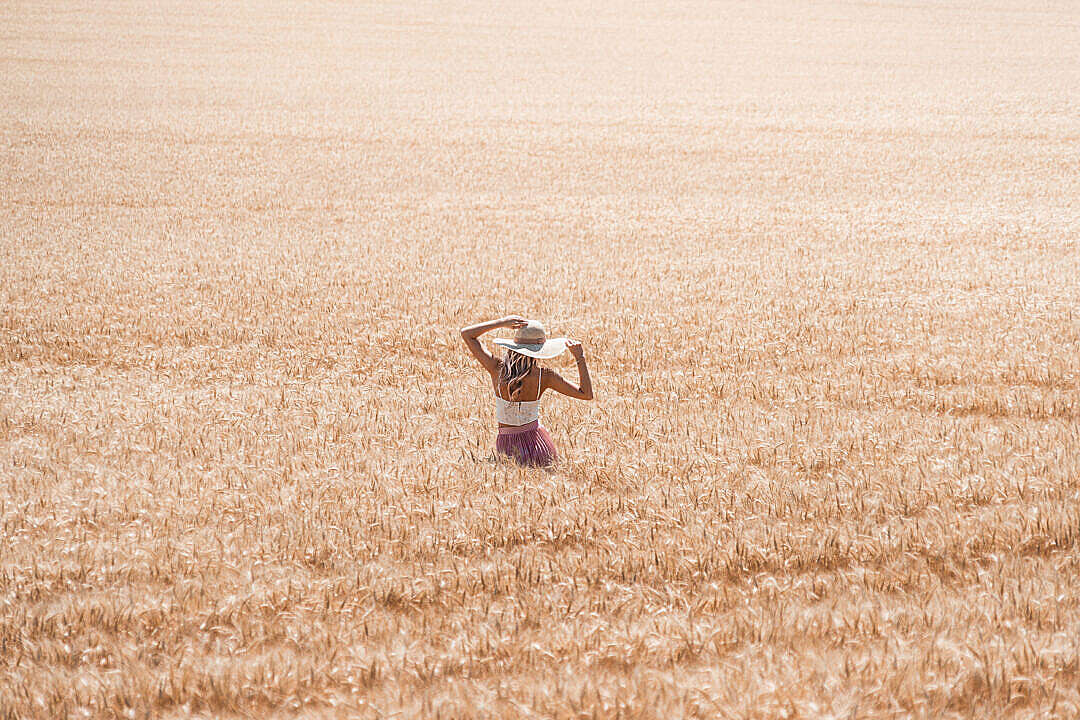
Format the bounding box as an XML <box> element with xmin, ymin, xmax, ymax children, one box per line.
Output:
<box><xmin>493</xmin><ymin>320</ymin><xmax>569</xmax><ymax>359</ymax></box>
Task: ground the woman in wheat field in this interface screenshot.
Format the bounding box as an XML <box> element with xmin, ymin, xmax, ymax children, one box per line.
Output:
<box><xmin>461</xmin><ymin>315</ymin><xmax>594</xmax><ymax>466</ymax></box>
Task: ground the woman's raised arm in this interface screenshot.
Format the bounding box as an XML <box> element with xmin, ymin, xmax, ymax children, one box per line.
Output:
<box><xmin>543</xmin><ymin>340</ymin><xmax>594</xmax><ymax>400</ymax></box>
<box><xmin>460</xmin><ymin>315</ymin><xmax>526</xmax><ymax>375</ymax></box>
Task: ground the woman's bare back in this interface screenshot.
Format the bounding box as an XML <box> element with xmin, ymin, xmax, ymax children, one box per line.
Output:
<box><xmin>493</xmin><ymin>362</ymin><xmax>543</xmax><ymax>402</ymax></box>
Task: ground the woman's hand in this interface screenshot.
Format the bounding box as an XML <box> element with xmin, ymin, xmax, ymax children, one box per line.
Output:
<box><xmin>567</xmin><ymin>339</ymin><xmax>585</xmax><ymax>359</ymax></box>
<box><xmin>501</xmin><ymin>315</ymin><xmax>528</xmax><ymax>329</ymax></box>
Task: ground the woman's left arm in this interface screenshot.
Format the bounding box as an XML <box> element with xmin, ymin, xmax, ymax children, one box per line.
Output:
<box><xmin>460</xmin><ymin>315</ymin><xmax>526</xmax><ymax>375</ymax></box>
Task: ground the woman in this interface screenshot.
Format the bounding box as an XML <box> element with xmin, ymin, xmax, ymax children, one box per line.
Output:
<box><xmin>460</xmin><ymin>315</ymin><xmax>594</xmax><ymax>466</ymax></box>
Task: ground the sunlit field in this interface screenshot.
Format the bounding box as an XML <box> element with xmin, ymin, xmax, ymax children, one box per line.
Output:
<box><xmin>3</xmin><ymin>1</ymin><xmax>1080</xmax><ymax>717</ymax></box>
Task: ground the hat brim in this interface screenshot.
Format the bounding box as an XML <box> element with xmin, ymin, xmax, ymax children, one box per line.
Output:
<box><xmin>493</xmin><ymin>337</ymin><xmax>569</xmax><ymax>359</ymax></box>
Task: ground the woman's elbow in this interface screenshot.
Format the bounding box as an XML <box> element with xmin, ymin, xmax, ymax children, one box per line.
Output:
<box><xmin>582</xmin><ymin>389</ymin><xmax>595</xmax><ymax>401</ymax></box>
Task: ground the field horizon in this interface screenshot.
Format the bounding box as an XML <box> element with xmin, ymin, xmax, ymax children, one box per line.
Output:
<box><xmin>3</xmin><ymin>1</ymin><xmax>1080</xmax><ymax>718</ymax></box>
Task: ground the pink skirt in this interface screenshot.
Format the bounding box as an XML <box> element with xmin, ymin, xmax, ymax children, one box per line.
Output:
<box><xmin>496</xmin><ymin>421</ymin><xmax>557</xmax><ymax>467</ymax></box>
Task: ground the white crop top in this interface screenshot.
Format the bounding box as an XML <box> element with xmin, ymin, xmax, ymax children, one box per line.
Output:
<box><xmin>495</xmin><ymin>374</ymin><xmax>542</xmax><ymax>426</ymax></box>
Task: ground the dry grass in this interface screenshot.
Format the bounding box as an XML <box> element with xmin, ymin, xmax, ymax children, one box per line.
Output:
<box><xmin>3</xmin><ymin>1</ymin><xmax>1080</xmax><ymax>717</ymax></box>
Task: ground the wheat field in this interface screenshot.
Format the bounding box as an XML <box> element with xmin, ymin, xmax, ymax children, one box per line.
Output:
<box><xmin>2</xmin><ymin>1</ymin><xmax>1080</xmax><ymax>718</ymax></box>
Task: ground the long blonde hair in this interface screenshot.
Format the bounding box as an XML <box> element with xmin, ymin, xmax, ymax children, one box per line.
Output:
<box><xmin>498</xmin><ymin>350</ymin><xmax>536</xmax><ymax>400</ymax></box>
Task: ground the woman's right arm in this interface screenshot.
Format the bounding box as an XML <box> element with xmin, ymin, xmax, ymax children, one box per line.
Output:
<box><xmin>544</xmin><ymin>340</ymin><xmax>594</xmax><ymax>400</ymax></box>
<box><xmin>460</xmin><ymin>315</ymin><xmax>526</xmax><ymax>375</ymax></box>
